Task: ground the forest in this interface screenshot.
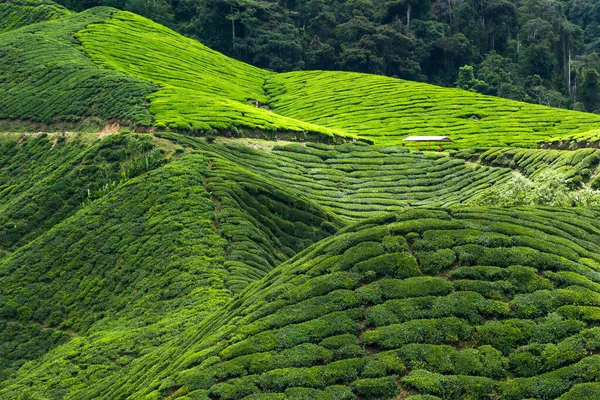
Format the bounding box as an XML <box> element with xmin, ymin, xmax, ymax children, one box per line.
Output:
<box><xmin>53</xmin><ymin>0</ymin><xmax>600</xmax><ymax>113</ymax></box>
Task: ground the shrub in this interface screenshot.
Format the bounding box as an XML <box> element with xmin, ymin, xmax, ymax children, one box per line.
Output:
<box><xmin>476</xmin><ymin>319</ymin><xmax>536</xmax><ymax>354</ymax></box>
<box><xmin>353</xmin><ymin>253</ymin><xmax>421</xmax><ymax>280</ymax></box>
<box><xmin>351</xmin><ymin>376</ymin><xmax>398</xmax><ymax>398</ymax></box>
<box><xmin>416</xmin><ymin>249</ymin><xmax>456</xmax><ymax>275</ymax></box>
<box><xmin>363</xmin><ymin>317</ymin><xmax>472</xmax><ymax>349</ymax></box>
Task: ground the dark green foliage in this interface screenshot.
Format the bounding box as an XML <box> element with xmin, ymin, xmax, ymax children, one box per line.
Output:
<box><xmin>362</xmin><ymin>317</ymin><xmax>473</xmax><ymax>349</ymax></box>
<box><xmin>578</xmin><ymin>69</ymin><xmax>600</xmax><ymax>113</ymax></box>
<box><xmin>416</xmin><ymin>249</ymin><xmax>456</xmax><ymax>275</ymax></box>
<box><xmin>53</xmin><ymin>0</ymin><xmax>600</xmax><ymax>115</ymax></box>
<box><xmin>351</xmin><ymin>376</ymin><xmax>397</xmax><ymax>398</ymax></box>
<box><xmin>1</xmin><ymin>130</ymin><xmax>600</xmax><ymax>399</ymax></box>
<box><xmin>0</xmin><ymin>133</ymin><xmax>164</xmax><ymax>252</ymax></box>
<box><xmin>402</xmin><ymin>370</ymin><xmax>495</xmax><ymax>399</ymax></box>
<box><xmin>560</xmin><ymin>383</ymin><xmax>600</xmax><ymax>399</ymax></box>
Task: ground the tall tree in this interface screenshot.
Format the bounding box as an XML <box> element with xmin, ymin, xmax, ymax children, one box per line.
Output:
<box><xmin>578</xmin><ymin>68</ymin><xmax>600</xmax><ymax>112</ymax></box>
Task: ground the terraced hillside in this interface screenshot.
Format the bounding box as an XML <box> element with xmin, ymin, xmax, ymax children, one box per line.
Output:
<box><xmin>1</xmin><ymin>131</ymin><xmax>599</xmax><ymax>399</ymax></box>
<box><xmin>0</xmin><ymin>133</ymin><xmax>167</xmax><ymax>257</ymax></box>
<box><xmin>0</xmin><ymin>0</ymin><xmax>70</xmax><ymax>33</ymax></box>
<box><xmin>5</xmin><ymin>207</ymin><xmax>600</xmax><ymax>399</ymax></box>
<box><xmin>0</xmin><ymin>7</ymin><xmax>158</xmax><ymax>129</ymax></box>
<box><xmin>76</xmin><ymin>12</ymin><xmax>348</xmax><ymax>141</ymax></box>
<box><xmin>156</xmin><ymin>207</ymin><xmax>600</xmax><ymax>400</ymax></box>
<box><xmin>543</xmin><ymin>129</ymin><xmax>600</xmax><ymax>150</ymax></box>
<box><xmin>164</xmin><ymin>134</ymin><xmax>512</xmax><ymax>220</ymax></box>
<box><xmin>3</xmin><ymin>3</ymin><xmax>600</xmax><ymax>147</ymax></box>
<box><xmin>266</xmin><ymin>71</ymin><xmax>600</xmax><ymax>148</ymax></box>
<box><xmin>454</xmin><ymin>147</ymin><xmax>600</xmax><ymax>188</ymax></box>
<box><xmin>3</xmin><ymin>3</ymin><xmax>600</xmax><ymax>400</ymax></box>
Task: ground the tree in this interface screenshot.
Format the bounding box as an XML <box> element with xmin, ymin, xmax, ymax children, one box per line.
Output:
<box><xmin>577</xmin><ymin>68</ymin><xmax>600</xmax><ymax>112</ymax></box>
<box><xmin>482</xmin><ymin>0</ymin><xmax>517</xmax><ymax>53</ymax></box>
<box><xmin>376</xmin><ymin>0</ymin><xmax>431</xmax><ymax>27</ymax></box>
<box><xmin>456</xmin><ymin>65</ymin><xmax>486</xmax><ymax>92</ymax></box>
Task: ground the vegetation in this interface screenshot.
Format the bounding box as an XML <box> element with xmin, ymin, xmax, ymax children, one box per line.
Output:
<box><xmin>5</xmin><ymin>4</ymin><xmax>600</xmax><ymax>147</ymax></box>
<box><xmin>0</xmin><ymin>133</ymin><xmax>165</xmax><ymax>254</ymax></box>
<box><xmin>1</xmin><ymin>131</ymin><xmax>600</xmax><ymax>398</ymax></box>
<box><xmin>0</xmin><ymin>6</ymin><xmax>157</xmax><ymax>129</ymax></box>
<box><xmin>16</xmin><ymin>207</ymin><xmax>594</xmax><ymax>399</ymax></box>
<box><xmin>544</xmin><ymin>128</ymin><xmax>600</xmax><ymax>149</ymax></box>
<box><xmin>3</xmin><ymin>4</ymin><xmax>600</xmax><ymax>400</ymax></box>
<box><xmin>52</xmin><ymin>0</ymin><xmax>600</xmax><ymax>114</ymax></box>
<box><xmin>160</xmin><ymin>133</ymin><xmax>515</xmax><ymax>220</ymax></box>
<box><xmin>0</xmin><ymin>0</ymin><xmax>70</xmax><ymax>33</ymax></box>
<box><xmin>266</xmin><ymin>70</ymin><xmax>600</xmax><ymax>148</ymax></box>
<box><xmin>76</xmin><ymin>11</ymin><xmax>352</xmax><ymax>141</ymax></box>
<box><xmin>453</xmin><ymin>146</ymin><xmax>600</xmax><ymax>205</ymax></box>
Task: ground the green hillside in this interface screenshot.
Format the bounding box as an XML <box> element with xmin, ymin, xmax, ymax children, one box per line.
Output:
<box><xmin>267</xmin><ymin>71</ymin><xmax>600</xmax><ymax>148</ymax></box>
<box><xmin>3</xmin><ymin>5</ymin><xmax>600</xmax><ymax>147</ymax></box>
<box><xmin>0</xmin><ymin>7</ymin><xmax>157</xmax><ymax>129</ymax></box>
<box><xmin>163</xmin><ymin>134</ymin><xmax>511</xmax><ymax>220</ymax></box>
<box><xmin>76</xmin><ymin>12</ymin><xmax>349</xmax><ymax>141</ymax></box>
<box><xmin>0</xmin><ymin>132</ymin><xmax>599</xmax><ymax>399</ymax></box>
<box><xmin>157</xmin><ymin>207</ymin><xmax>600</xmax><ymax>400</ymax></box>
<box><xmin>543</xmin><ymin>129</ymin><xmax>600</xmax><ymax>150</ymax></box>
<box><xmin>3</xmin><ymin>4</ymin><xmax>600</xmax><ymax>400</ymax></box>
<box><xmin>4</xmin><ymin>203</ymin><xmax>600</xmax><ymax>399</ymax></box>
<box><xmin>0</xmin><ymin>0</ymin><xmax>70</xmax><ymax>33</ymax></box>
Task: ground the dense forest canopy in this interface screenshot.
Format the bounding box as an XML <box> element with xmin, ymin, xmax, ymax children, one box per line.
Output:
<box><xmin>55</xmin><ymin>0</ymin><xmax>600</xmax><ymax>112</ymax></box>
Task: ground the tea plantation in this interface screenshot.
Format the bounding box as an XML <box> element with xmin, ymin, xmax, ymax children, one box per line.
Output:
<box><xmin>3</xmin><ymin>2</ymin><xmax>600</xmax><ymax>400</ymax></box>
<box><xmin>543</xmin><ymin>129</ymin><xmax>600</xmax><ymax>150</ymax></box>
<box><xmin>0</xmin><ymin>0</ymin><xmax>70</xmax><ymax>33</ymax></box>
<box><xmin>266</xmin><ymin>71</ymin><xmax>600</xmax><ymax>148</ymax></box>
<box><xmin>4</xmin><ymin>2</ymin><xmax>600</xmax><ymax>146</ymax></box>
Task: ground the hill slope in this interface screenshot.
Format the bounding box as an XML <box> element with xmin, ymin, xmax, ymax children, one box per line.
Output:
<box><xmin>3</xmin><ymin>4</ymin><xmax>600</xmax><ymax>400</ymax></box>
<box><xmin>0</xmin><ymin>7</ymin><xmax>157</xmax><ymax>129</ymax></box>
<box><xmin>4</xmin><ymin>206</ymin><xmax>600</xmax><ymax>399</ymax></box>
<box><xmin>267</xmin><ymin>71</ymin><xmax>600</xmax><ymax>148</ymax></box>
<box><xmin>163</xmin><ymin>207</ymin><xmax>600</xmax><ymax>400</ymax></box>
<box><xmin>0</xmin><ymin>0</ymin><xmax>70</xmax><ymax>33</ymax></box>
<box><xmin>3</xmin><ymin>5</ymin><xmax>600</xmax><ymax>147</ymax></box>
<box><xmin>0</xmin><ymin>132</ymin><xmax>599</xmax><ymax>398</ymax></box>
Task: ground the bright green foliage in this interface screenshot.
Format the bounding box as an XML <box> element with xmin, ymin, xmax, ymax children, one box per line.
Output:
<box><xmin>545</xmin><ymin>128</ymin><xmax>600</xmax><ymax>149</ymax></box>
<box><xmin>559</xmin><ymin>382</ymin><xmax>600</xmax><ymax>399</ymax></box>
<box><xmin>0</xmin><ymin>8</ymin><xmax>157</xmax><ymax>128</ymax></box>
<box><xmin>0</xmin><ymin>151</ymin><xmax>232</xmax><ymax>381</ymax></box>
<box><xmin>3</xmin><ymin>7</ymin><xmax>600</xmax><ymax>396</ymax></box>
<box><xmin>76</xmin><ymin>11</ymin><xmax>351</xmax><ymax>141</ymax></box>
<box><xmin>266</xmin><ymin>71</ymin><xmax>600</xmax><ymax>148</ymax></box>
<box><xmin>0</xmin><ymin>0</ymin><xmax>70</xmax><ymax>33</ymax></box>
<box><xmin>5</xmin><ymin>6</ymin><xmax>600</xmax><ymax>148</ymax></box>
<box><xmin>1</xmin><ymin>138</ymin><xmax>600</xmax><ymax>398</ymax></box>
<box><xmin>456</xmin><ymin>147</ymin><xmax>600</xmax><ymax>187</ymax></box>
